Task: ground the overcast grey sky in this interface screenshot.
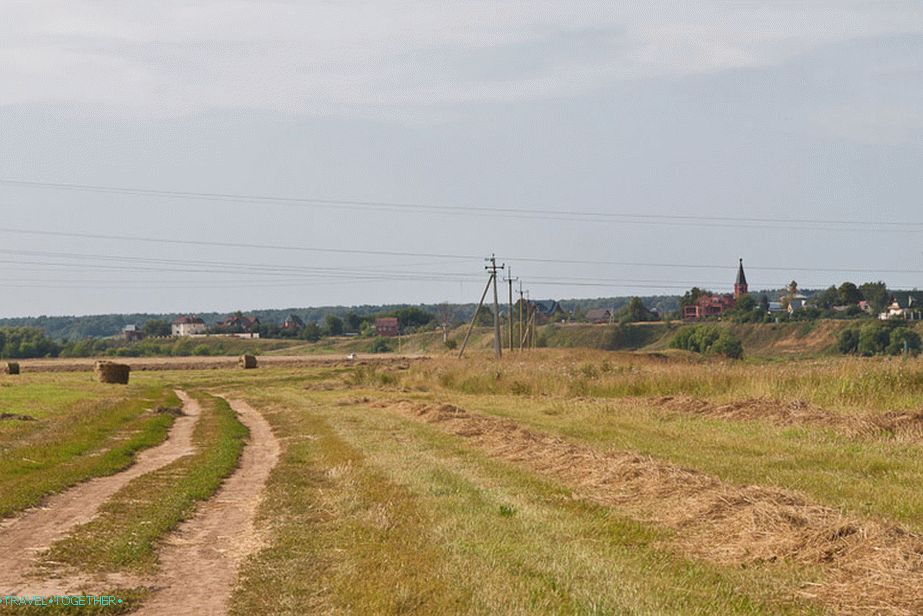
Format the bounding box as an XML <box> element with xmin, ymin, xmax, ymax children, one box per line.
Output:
<box><xmin>1</xmin><ymin>1</ymin><xmax>922</xmax><ymax>317</ymax></box>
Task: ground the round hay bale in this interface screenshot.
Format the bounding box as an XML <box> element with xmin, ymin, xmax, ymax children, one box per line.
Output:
<box><xmin>239</xmin><ymin>354</ymin><xmax>258</xmax><ymax>369</ymax></box>
<box><xmin>4</xmin><ymin>362</ymin><xmax>20</xmax><ymax>375</ymax></box>
<box><xmin>95</xmin><ymin>361</ymin><xmax>130</xmax><ymax>384</ymax></box>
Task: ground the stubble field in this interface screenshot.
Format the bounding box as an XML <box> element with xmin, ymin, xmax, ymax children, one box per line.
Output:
<box><xmin>2</xmin><ymin>350</ymin><xmax>923</xmax><ymax>614</ymax></box>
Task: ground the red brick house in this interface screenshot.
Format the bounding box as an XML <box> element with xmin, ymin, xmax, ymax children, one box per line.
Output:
<box><xmin>375</xmin><ymin>317</ymin><xmax>400</xmax><ymax>337</ymax></box>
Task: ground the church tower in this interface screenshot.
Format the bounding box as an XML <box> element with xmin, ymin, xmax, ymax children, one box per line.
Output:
<box><xmin>734</xmin><ymin>258</ymin><xmax>748</xmax><ymax>298</ymax></box>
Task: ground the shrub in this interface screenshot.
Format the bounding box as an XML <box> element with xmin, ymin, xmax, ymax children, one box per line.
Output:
<box><xmin>838</xmin><ymin>328</ymin><xmax>860</xmax><ymax>354</ymax></box>
<box><xmin>711</xmin><ymin>332</ymin><xmax>744</xmax><ymax>359</ymax></box>
<box><xmin>858</xmin><ymin>323</ymin><xmax>890</xmax><ymax>356</ymax></box>
<box><xmin>670</xmin><ymin>325</ymin><xmax>742</xmax><ymax>359</ymax></box>
<box><xmin>886</xmin><ymin>327</ymin><xmax>921</xmax><ymax>356</ymax></box>
<box><xmin>370</xmin><ymin>338</ymin><xmax>391</xmax><ymax>353</ymax></box>
<box><xmin>444</xmin><ymin>338</ymin><xmax>458</xmax><ymax>350</ymax></box>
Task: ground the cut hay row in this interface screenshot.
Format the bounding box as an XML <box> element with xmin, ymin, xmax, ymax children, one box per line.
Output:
<box><xmin>649</xmin><ymin>395</ymin><xmax>923</xmax><ymax>441</ymax></box>
<box><xmin>378</xmin><ymin>399</ymin><xmax>923</xmax><ymax>616</ymax></box>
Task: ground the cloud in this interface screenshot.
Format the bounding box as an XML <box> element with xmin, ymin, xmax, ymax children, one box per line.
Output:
<box><xmin>0</xmin><ymin>1</ymin><xmax>921</xmax><ymax>116</ymax></box>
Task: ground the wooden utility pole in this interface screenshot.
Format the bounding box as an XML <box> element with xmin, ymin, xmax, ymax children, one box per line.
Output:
<box><xmin>518</xmin><ymin>281</ymin><xmax>525</xmax><ymax>352</ymax></box>
<box><xmin>457</xmin><ymin>276</ymin><xmax>493</xmax><ymax>359</ymax></box>
<box><xmin>486</xmin><ymin>255</ymin><xmax>504</xmax><ymax>360</ymax></box>
<box><xmin>505</xmin><ymin>268</ymin><xmax>518</xmax><ymax>352</ymax></box>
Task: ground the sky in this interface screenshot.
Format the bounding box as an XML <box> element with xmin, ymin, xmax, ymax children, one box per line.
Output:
<box><xmin>0</xmin><ymin>1</ymin><xmax>922</xmax><ymax>318</ymax></box>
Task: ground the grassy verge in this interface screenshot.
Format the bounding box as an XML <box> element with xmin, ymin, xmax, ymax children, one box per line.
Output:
<box><xmin>228</xmin><ymin>388</ymin><xmax>820</xmax><ymax>615</ymax></box>
<box><xmin>47</xmin><ymin>393</ymin><xmax>248</xmax><ymax>573</ymax></box>
<box><xmin>0</xmin><ymin>379</ymin><xmax>178</xmax><ymax>518</ymax></box>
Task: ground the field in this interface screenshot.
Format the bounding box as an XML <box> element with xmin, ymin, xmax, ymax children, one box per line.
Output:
<box><xmin>2</xmin><ymin>351</ymin><xmax>923</xmax><ymax>614</ymax></box>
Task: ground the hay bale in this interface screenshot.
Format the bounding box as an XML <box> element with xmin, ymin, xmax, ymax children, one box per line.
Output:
<box><xmin>239</xmin><ymin>354</ymin><xmax>258</xmax><ymax>369</ymax></box>
<box><xmin>95</xmin><ymin>361</ymin><xmax>130</xmax><ymax>384</ymax></box>
<box><xmin>4</xmin><ymin>362</ymin><xmax>20</xmax><ymax>375</ymax></box>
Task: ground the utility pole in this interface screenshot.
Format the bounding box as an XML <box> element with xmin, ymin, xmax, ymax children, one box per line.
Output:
<box><xmin>458</xmin><ymin>276</ymin><xmax>493</xmax><ymax>359</ymax></box>
<box><xmin>505</xmin><ymin>268</ymin><xmax>518</xmax><ymax>352</ymax></box>
<box><xmin>486</xmin><ymin>254</ymin><xmax>504</xmax><ymax>360</ymax></box>
<box><xmin>458</xmin><ymin>254</ymin><xmax>504</xmax><ymax>360</ymax></box>
<box><xmin>518</xmin><ymin>280</ymin><xmax>525</xmax><ymax>352</ymax></box>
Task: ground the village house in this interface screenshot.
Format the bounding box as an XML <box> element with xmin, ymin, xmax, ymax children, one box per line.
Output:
<box><xmin>585</xmin><ymin>308</ymin><xmax>612</xmax><ymax>324</ymax></box>
<box><xmin>171</xmin><ymin>315</ymin><xmax>207</xmax><ymax>337</ymax></box>
<box><xmin>281</xmin><ymin>314</ymin><xmax>305</xmax><ymax>331</ymax></box>
<box><xmin>375</xmin><ymin>317</ymin><xmax>400</xmax><ymax>337</ymax></box>
<box><xmin>879</xmin><ymin>296</ymin><xmax>922</xmax><ymax>321</ymax></box>
<box><xmin>122</xmin><ymin>324</ymin><xmax>143</xmax><ymax>342</ymax></box>
<box><xmin>219</xmin><ymin>314</ymin><xmax>261</xmax><ymax>333</ymax></box>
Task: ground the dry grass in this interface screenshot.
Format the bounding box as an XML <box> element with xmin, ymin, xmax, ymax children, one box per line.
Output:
<box><xmin>383</xmin><ymin>399</ymin><xmax>923</xmax><ymax>615</ymax></box>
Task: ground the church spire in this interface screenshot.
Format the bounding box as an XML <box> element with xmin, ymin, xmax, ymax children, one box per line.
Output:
<box><xmin>734</xmin><ymin>258</ymin><xmax>748</xmax><ymax>298</ymax></box>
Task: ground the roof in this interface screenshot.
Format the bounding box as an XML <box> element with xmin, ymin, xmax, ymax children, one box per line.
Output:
<box><xmin>585</xmin><ymin>308</ymin><xmax>612</xmax><ymax>321</ymax></box>
<box><xmin>735</xmin><ymin>259</ymin><xmax>748</xmax><ymax>286</ymax></box>
<box><xmin>283</xmin><ymin>314</ymin><xmax>305</xmax><ymax>326</ymax></box>
<box><xmin>375</xmin><ymin>317</ymin><xmax>399</xmax><ymax>326</ymax></box>
<box><xmin>123</xmin><ymin>324</ymin><xmax>138</xmax><ymax>332</ymax></box>
<box><xmin>532</xmin><ymin>300</ymin><xmax>561</xmax><ymax>315</ymax></box>
<box><xmin>172</xmin><ymin>315</ymin><xmax>205</xmax><ymax>325</ymax></box>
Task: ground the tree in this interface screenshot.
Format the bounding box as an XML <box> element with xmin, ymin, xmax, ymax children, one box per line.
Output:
<box><xmin>142</xmin><ymin>320</ymin><xmax>172</xmax><ymax>338</ymax></box>
<box><xmin>324</xmin><ymin>315</ymin><xmax>344</xmax><ymax>336</ymax></box>
<box><xmin>300</xmin><ymin>322</ymin><xmax>322</xmax><ymax>342</ymax></box>
<box><xmin>759</xmin><ymin>294</ymin><xmax>770</xmax><ymax>313</ymax></box>
<box><xmin>837</xmin><ymin>328</ymin><xmax>860</xmax><ymax>354</ymax></box>
<box><xmin>812</xmin><ymin>286</ymin><xmax>839</xmax><ymax>310</ymax></box>
<box><xmin>473</xmin><ymin>305</ymin><xmax>494</xmax><ymax>326</ymax></box>
<box><xmin>617</xmin><ymin>297</ymin><xmax>656</xmax><ymax>323</ymax></box>
<box><xmin>735</xmin><ymin>294</ymin><xmax>756</xmax><ymax>312</ymax></box>
<box><xmin>838</xmin><ymin>282</ymin><xmax>862</xmax><ymax>306</ymax></box>
<box><xmin>679</xmin><ymin>287</ymin><xmax>707</xmax><ymax>309</ymax></box>
<box><xmin>859</xmin><ymin>282</ymin><xmax>889</xmax><ymax>313</ymax></box>
<box><xmin>857</xmin><ymin>323</ymin><xmax>890</xmax><ymax>356</ymax></box>
<box><xmin>887</xmin><ymin>327</ymin><xmax>921</xmax><ymax>356</ymax></box>
<box><xmin>344</xmin><ymin>312</ymin><xmax>362</xmax><ymax>333</ymax></box>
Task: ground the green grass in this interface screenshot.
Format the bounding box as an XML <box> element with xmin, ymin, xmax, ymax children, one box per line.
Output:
<box><xmin>227</xmin><ymin>387</ymin><xmax>820</xmax><ymax>615</ymax></box>
<box><xmin>47</xmin><ymin>392</ymin><xmax>248</xmax><ymax>573</ymax></box>
<box><xmin>441</xmin><ymin>393</ymin><xmax>923</xmax><ymax>531</ymax></box>
<box><xmin>0</xmin><ymin>376</ymin><xmax>178</xmax><ymax>518</ymax></box>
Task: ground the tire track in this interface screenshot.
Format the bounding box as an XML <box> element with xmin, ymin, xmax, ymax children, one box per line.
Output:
<box><xmin>0</xmin><ymin>390</ymin><xmax>201</xmax><ymax>595</ymax></box>
<box><xmin>134</xmin><ymin>397</ymin><xmax>280</xmax><ymax>616</ymax></box>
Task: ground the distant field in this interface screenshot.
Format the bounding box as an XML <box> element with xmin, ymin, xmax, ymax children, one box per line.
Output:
<box><xmin>2</xmin><ymin>351</ymin><xmax>922</xmax><ymax>614</ymax></box>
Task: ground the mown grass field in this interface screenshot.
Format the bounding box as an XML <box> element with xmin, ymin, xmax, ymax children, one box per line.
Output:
<box><xmin>3</xmin><ymin>350</ymin><xmax>923</xmax><ymax>614</ymax></box>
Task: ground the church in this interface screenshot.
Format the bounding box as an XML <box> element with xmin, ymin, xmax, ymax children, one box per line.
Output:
<box><xmin>682</xmin><ymin>259</ymin><xmax>748</xmax><ymax>320</ymax></box>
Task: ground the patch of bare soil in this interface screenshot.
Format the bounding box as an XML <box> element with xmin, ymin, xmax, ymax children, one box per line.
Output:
<box><xmin>0</xmin><ymin>391</ymin><xmax>202</xmax><ymax>596</ymax></box>
<box><xmin>650</xmin><ymin>396</ymin><xmax>923</xmax><ymax>441</ymax></box>
<box><xmin>134</xmin><ymin>397</ymin><xmax>280</xmax><ymax>616</ymax></box>
<box><xmin>382</xmin><ymin>400</ymin><xmax>923</xmax><ymax>615</ymax></box>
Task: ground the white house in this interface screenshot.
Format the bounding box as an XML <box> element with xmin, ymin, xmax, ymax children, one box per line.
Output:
<box><xmin>171</xmin><ymin>315</ymin><xmax>207</xmax><ymax>337</ymax></box>
<box><xmin>879</xmin><ymin>297</ymin><xmax>922</xmax><ymax>321</ymax></box>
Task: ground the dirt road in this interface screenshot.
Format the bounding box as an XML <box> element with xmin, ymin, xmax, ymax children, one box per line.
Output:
<box><xmin>0</xmin><ymin>391</ymin><xmax>201</xmax><ymax>596</ymax></box>
<box><xmin>135</xmin><ymin>397</ymin><xmax>280</xmax><ymax>616</ymax></box>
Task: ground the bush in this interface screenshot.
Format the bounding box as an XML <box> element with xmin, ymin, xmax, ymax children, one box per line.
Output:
<box><xmin>886</xmin><ymin>327</ymin><xmax>921</xmax><ymax>356</ymax></box>
<box><xmin>670</xmin><ymin>325</ymin><xmax>742</xmax><ymax>359</ymax></box>
<box><xmin>838</xmin><ymin>328</ymin><xmax>860</xmax><ymax>354</ymax></box>
<box><xmin>858</xmin><ymin>323</ymin><xmax>890</xmax><ymax>356</ymax></box>
<box><xmin>444</xmin><ymin>338</ymin><xmax>457</xmax><ymax>350</ymax></box>
<box><xmin>711</xmin><ymin>332</ymin><xmax>744</xmax><ymax>359</ymax></box>
<box><xmin>370</xmin><ymin>338</ymin><xmax>391</xmax><ymax>353</ymax></box>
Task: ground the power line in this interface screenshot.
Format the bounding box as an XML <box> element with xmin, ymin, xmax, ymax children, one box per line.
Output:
<box><xmin>2</xmin><ymin>178</ymin><xmax>921</xmax><ymax>233</ymax></box>
<box><xmin>0</xmin><ymin>229</ymin><xmax>921</xmax><ymax>278</ymax></box>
